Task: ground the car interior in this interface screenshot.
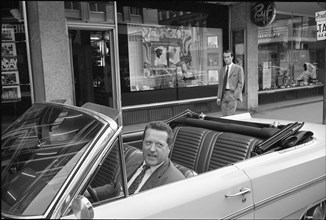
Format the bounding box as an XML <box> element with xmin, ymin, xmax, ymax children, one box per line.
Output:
<box><xmin>88</xmin><ymin>109</ymin><xmax>314</xmax><ymax>202</ymax></box>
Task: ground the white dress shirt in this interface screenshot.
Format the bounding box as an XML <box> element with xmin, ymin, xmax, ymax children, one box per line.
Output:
<box><xmin>225</xmin><ymin>63</ymin><xmax>233</xmax><ymax>90</ymax></box>
<box><xmin>127</xmin><ymin>161</ymin><xmax>164</xmax><ymax>194</ymax></box>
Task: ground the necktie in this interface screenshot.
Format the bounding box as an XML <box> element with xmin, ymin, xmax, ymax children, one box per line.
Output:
<box><xmin>222</xmin><ymin>66</ymin><xmax>229</xmax><ymax>98</ymax></box>
<box><xmin>128</xmin><ymin>164</ymin><xmax>150</xmax><ymax>195</ymax></box>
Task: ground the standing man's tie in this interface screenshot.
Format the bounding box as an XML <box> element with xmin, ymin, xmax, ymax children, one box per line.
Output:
<box><xmin>128</xmin><ymin>164</ymin><xmax>150</xmax><ymax>195</ymax></box>
<box><xmin>222</xmin><ymin>66</ymin><xmax>229</xmax><ymax>98</ymax></box>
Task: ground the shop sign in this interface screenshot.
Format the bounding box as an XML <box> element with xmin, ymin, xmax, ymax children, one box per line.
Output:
<box><xmin>315</xmin><ymin>10</ymin><xmax>326</xmax><ymax>41</ymax></box>
<box><xmin>251</xmin><ymin>2</ymin><xmax>276</xmax><ymax>27</ymax></box>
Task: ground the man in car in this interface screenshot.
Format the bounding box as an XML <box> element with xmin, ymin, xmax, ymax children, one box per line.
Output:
<box><xmin>88</xmin><ymin>121</ymin><xmax>185</xmax><ymax>200</ymax></box>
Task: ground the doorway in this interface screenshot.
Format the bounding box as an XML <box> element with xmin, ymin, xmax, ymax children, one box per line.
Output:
<box><xmin>68</xmin><ymin>29</ymin><xmax>114</xmax><ymax>107</ymax></box>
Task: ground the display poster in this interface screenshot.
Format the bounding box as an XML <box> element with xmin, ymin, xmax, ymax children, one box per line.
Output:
<box><xmin>207</xmin><ymin>53</ymin><xmax>219</xmax><ymax>66</ymax></box>
<box><xmin>315</xmin><ymin>10</ymin><xmax>326</xmax><ymax>41</ymax></box>
<box><xmin>2</xmin><ymin>71</ymin><xmax>20</xmax><ymax>85</ymax></box>
<box><xmin>2</xmin><ymin>57</ymin><xmax>18</xmax><ymax>72</ymax></box>
<box><xmin>130</xmin><ymin>24</ymin><xmax>194</xmax><ymax>91</ymax></box>
<box><xmin>2</xmin><ymin>86</ymin><xmax>21</xmax><ymax>101</ymax></box>
<box><xmin>262</xmin><ymin>68</ymin><xmax>271</xmax><ymax>89</ymax></box>
<box><xmin>207</xmin><ymin>36</ymin><xmax>218</xmax><ymax>48</ymax></box>
<box><xmin>1</xmin><ymin>28</ymin><xmax>15</xmax><ymax>42</ymax></box>
<box><xmin>1</xmin><ymin>27</ymin><xmax>21</xmax><ymax>102</ymax></box>
<box><xmin>208</xmin><ymin>70</ymin><xmax>219</xmax><ymax>84</ymax></box>
<box><xmin>2</xmin><ymin>42</ymin><xmax>17</xmax><ymax>56</ymax></box>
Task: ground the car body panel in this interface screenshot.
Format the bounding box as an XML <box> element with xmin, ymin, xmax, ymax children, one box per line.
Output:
<box><xmin>2</xmin><ymin>103</ymin><xmax>325</xmax><ymax>219</ymax></box>
<box><xmin>236</xmin><ymin>140</ymin><xmax>325</xmax><ymax>219</ymax></box>
<box><xmin>63</xmin><ymin>165</ymin><xmax>254</xmax><ymax>219</ymax></box>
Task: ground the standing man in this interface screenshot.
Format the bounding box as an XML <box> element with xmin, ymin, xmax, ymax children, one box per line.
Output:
<box><xmin>217</xmin><ymin>50</ymin><xmax>244</xmax><ymax>116</ymax></box>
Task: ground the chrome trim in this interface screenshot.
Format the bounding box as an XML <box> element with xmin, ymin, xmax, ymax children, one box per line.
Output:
<box><xmin>61</xmin><ymin>126</ymin><xmax>123</xmax><ymax>217</ymax></box>
<box><xmin>22</xmin><ymin>1</ymin><xmax>35</xmax><ymax>103</ymax></box>
<box><xmin>222</xmin><ymin>204</ymin><xmax>255</xmax><ymax>219</ymax></box>
<box><xmin>254</xmin><ymin>175</ymin><xmax>326</xmax><ymax>210</ymax></box>
<box><xmin>225</xmin><ymin>187</ymin><xmax>251</xmax><ymax>198</ymax></box>
<box><xmin>67</xmin><ymin>21</ymin><xmax>116</xmax><ymax>30</ymax></box>
<box><xmin>122</xmin><ymin>96</ymin><xmax>217</xmax><ymax>110</ymax></box>
<box><xmin>221</xmin><ymin>175</ymin><xmax>326</xmax><ymax>219</ymax></box>
<box><xmin>112</xmin><ymin>1</ymin><xmax>123</xmax><ymax>126</ymax></box>
<box><xmin>53</xmin><ymin>124</ymin><xmax>117</xmax><ymax>218</ymax></box>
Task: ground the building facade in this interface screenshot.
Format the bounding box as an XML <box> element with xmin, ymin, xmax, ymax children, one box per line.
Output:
<box><xmin>1</xmin><ymin>1</ymin><xmax>325</xmax><ymax>129</ymax></box>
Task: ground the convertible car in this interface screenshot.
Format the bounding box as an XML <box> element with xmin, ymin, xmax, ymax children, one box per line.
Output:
<box><xmin>1</xmin><ymin>102</ymin><xmax>325</xmax><ymax>219</ymax></box>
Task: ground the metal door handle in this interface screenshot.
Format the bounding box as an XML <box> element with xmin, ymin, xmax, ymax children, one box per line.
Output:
<box><xmin>225</xmin><ymin>187</ymin><xmax>251</xmax><ymax>198</ymax></box>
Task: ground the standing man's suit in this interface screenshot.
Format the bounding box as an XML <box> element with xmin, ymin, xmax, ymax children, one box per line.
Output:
<box><xmin>217</xmin><ymin>63</ymin><xmax>244</xmax><ymax>116</ymax></box>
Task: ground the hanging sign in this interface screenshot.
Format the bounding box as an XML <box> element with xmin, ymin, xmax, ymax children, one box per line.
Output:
<box><xmin>251</xmin><ymin>2</ymin><xmax>276</xmax><ymax>27</ymax></box>
<box><xmin>316</xmin><ymin>11</ymin><xmax>326</xmax><ymax>41</ymax></box>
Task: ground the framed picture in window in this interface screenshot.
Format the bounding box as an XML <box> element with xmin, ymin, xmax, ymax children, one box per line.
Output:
<box><xmin>1</xmin><ymin>71</ymin><xmax>20</xmax><ymax>85</ymax></box>
<box><xmin>1</xmin><ymin>85</ymin><xmax>21</xmax><ymax>101</ymax></box>
<box><xmin>1</xmin><ymin>57</ymin><xmax>18</xmax><ymax>71</ymax></box>
<box><xmin>207</xmin><ymin>53</ymin><xmax>219</xmax><ymax>66</ymax></box>
<box><xmin>1</xmin><ymin>28</ymin><xmax>15</xmax><ymax>42</ymax></box>
<box><xmin>207</xmin><ymin>36</ymin><xmax>218</xmax><ymax>48</ymax></box>
<box><xmin>2</xmin><ymin>42</ymin><xmax>17</xmax><ymax>57</ymax></box>
<box><xmin>152</xmin><ymin>45</ymin><xmax>168</xmax><ymax>66</ymax></box>
<box><xmin>208</xmin><ymin>69</ymin><xmax>219</xmax><ymax>84</ymax></box>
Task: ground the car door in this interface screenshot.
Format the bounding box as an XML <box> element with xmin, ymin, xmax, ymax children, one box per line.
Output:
<box><xmin>235</xmin><ymin>142</ymin><xmax>326</xmax><ymax>219</ymax></box>
<box><xmin>63</xmin><ymin>165</ymin><xmax>254</xmax><ymax>219</ymax></box>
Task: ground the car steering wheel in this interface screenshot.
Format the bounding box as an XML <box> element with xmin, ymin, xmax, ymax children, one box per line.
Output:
<box><xmin>87</xmin><ymin>186</ymin><xmax>99</xmax><ymax>202</ymax></box>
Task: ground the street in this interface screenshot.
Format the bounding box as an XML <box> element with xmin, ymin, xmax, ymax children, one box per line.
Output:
<box><xmin>252</xmin><ymin>101</ymin><xmax>324</xmax><ymax>124</ymax></box>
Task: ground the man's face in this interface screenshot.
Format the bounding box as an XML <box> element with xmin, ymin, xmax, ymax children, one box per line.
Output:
<box><xmin>142</xmin><ymin>128</ymin><xmax>170</xmax><ymax>166</ymax></box>
<box><xmin>223</xmin><ymin>52</ymin><xmax>233</xmax><ymax>66</ymax></box>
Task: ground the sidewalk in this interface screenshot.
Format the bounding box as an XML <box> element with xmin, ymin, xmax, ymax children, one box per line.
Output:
<box><xmin>122</xmin><ymin>95</ymin><xmax>324</xmax><ymax>134</ymax></box>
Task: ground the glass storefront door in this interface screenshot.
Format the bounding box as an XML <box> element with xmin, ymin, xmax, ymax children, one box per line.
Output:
<box><xmin>68</xmin><ymin>29</ymin><xmax>115</xmax><ymax>108</ymax></box>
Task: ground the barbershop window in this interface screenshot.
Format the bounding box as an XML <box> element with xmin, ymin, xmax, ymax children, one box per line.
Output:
<box><xmin>1</xmin><ymin>1</ymin><xmax>33</xmax><ymax>131</ymax></box>
<box><xmin>258</xmin><ymin>12</ymin><xmax>325</xmax><ymax>91</ymax></box>
<box><xmin>117</xmin><ymin>3</ymin><xmax>229</xmax><ymax>106</ymax></box>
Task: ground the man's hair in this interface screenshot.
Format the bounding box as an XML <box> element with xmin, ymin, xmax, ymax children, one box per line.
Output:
<box><xmin>142</xmin><ymin>121</ymin><xmax>174</xmax><ymax>147</ymax></box>
<box><xmin>223</xmin><ymin>49</ymin><xmax>233</xmax><ymax>57</ymax></box>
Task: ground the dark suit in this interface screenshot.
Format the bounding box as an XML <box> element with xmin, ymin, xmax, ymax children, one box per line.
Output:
<box><xmin>217</xmin><ymin>63</ymin><xmax>244</xmax><ymax>116</ymax></box>
<box><xmin>94</xmin><ymin>151</ymin><xmax>185</xmax><ymax>200</ymax></box>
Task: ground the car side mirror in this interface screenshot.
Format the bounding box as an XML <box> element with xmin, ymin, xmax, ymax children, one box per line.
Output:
<box><xmin>71</xmin><ymin>195</ymin><xmax>94</xmax><ymax>219</ymax></box>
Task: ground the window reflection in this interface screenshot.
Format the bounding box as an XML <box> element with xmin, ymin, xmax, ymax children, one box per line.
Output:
<box><xmin>258</xmin><ymin>13</ymin><xmax>323</xmax><ymax>91</ymax></box>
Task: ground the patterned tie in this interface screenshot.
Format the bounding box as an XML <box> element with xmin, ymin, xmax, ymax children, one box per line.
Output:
<box><xmin>222</xmin><ymin>66</ymin><xmax>229</xmax><ymax>98</ymax></box>
<box><xmin>128</xmin><ymin>164</ymin><xmax>150</xmax><ymax>195</ymax></box>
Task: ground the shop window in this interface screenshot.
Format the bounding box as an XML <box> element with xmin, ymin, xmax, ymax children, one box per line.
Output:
<box><xmin>1</xmin><ymin>1</ymin><xmax>33</xmax><ymax>130</ymax></box>
<box><xmin>64</xmin><ymin>1</ymin><xmax>81</xmax><ymax>11</ymax></box>
<box><xmin>130</xmin><ymin>7</ymin><xmax>141</xmax><ymax>15</ymax></box>
<box><xmin>64</xmin><ymin>1</ymin><xmax>115</xmax><ymax>23</ymax></box>
<box><xmin>258</xmin><ymin>13</ymin><xmax>324</xmax><ymax>91</ymax></box>
<box><xmin>117</xmin><ymin>3</ymin><xmax>229</xmax><ymax>106</ymax></box>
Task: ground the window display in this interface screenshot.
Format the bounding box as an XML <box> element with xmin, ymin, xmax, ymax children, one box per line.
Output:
<box><xmin>1</xmin><ymin>1</ymin><xmax>33</xmax><ymax>131</ymax></box>
<box><xmin>258</xmin><ymin>13</ymin><xmax>324</xmax><ymax>91</ymax></box>
<box><xmin>127</xmin><ymin>24</ymin><xmax>223</xmax><ymax>92</ymax></box>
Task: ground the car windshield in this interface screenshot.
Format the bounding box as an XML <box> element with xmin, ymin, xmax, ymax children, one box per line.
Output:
<box><xmin>1</xmin><ymin>103</ymin><xmax>104</xmax><ymax>216</ymax></box>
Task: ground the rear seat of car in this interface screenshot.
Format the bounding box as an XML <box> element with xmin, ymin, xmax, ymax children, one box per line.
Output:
<box><xmin>92</xmin><ymin>124</ymin><xmax>262</xmax><ymax>187</ymax></box>
<box><xmin>171</xmin><ymin>125</ymin><xmax>262</xmax><ymax>174</ymax></box>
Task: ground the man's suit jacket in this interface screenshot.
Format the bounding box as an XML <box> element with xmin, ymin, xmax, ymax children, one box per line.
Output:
<box><xmin>126</xmin><ymin>152</ymin><xmax>185</xmax><ymax>192</ymax></box>
<box><xmin>217</xmin><ymin>63</ymin><xmax>244</xmax><ymax>102</ymax></box>
<box><xmin>94</xmin><ymin>151</ymin><xmax>185</xmax><ymax>200</ymax></box>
